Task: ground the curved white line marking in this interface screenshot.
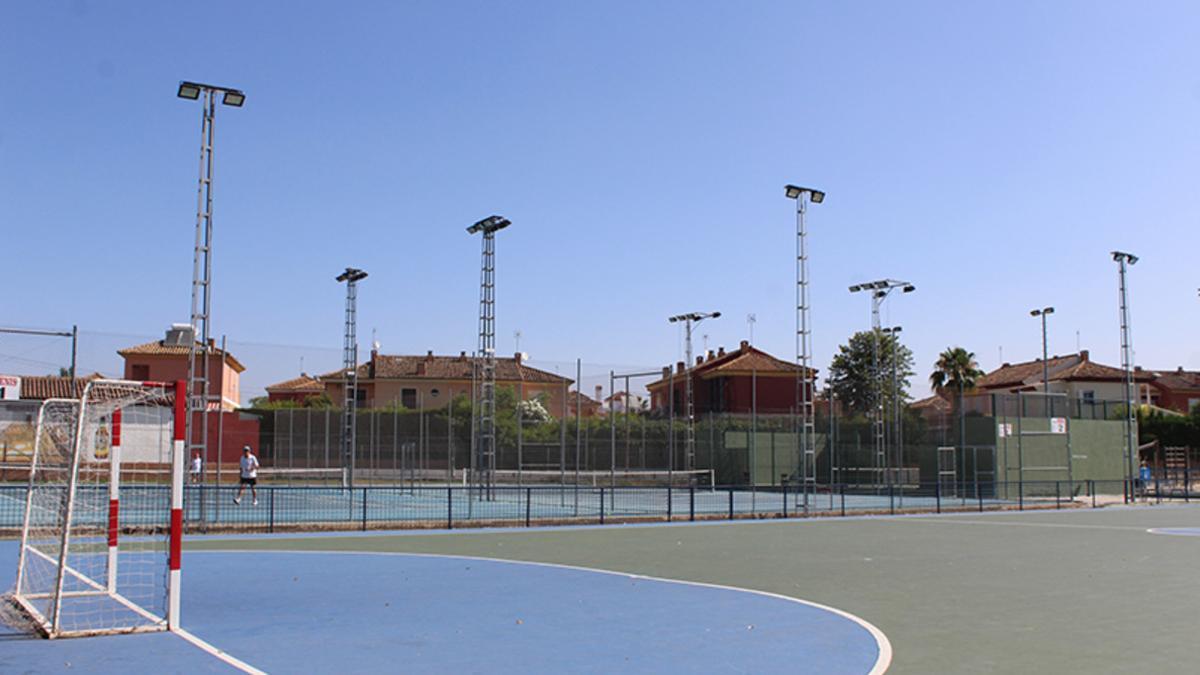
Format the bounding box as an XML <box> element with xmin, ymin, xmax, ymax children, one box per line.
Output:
<box><xmin>1146</xmin><ymin>527</ymin><xmax>1200</xmax><ymax>536</ymax></box>
<box><xmin>174</xmin><ymin>627</ymin><xmax>266</xmax><ymax>674</ymax></box>
<box><xmin>192</xmin><ymin>549</ymin><xmax>893</xmax><ymax>674</ymax></box>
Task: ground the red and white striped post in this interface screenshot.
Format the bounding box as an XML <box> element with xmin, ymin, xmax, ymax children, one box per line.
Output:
<box><xmin>169</xmin><ymin>380</ymin><xmax>186</xmax><ymax>630</ymax></box>
<box><xmin>106</xmin><ymin>409</ymin><xmax>122</xmax><ymax>592</ymax></box>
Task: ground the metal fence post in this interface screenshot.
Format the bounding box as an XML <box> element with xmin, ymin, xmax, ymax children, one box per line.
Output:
<box><xmin>1090</xmin><ymin>479</ymin><xmax>1095</xmax><ymax>508</ymax></box>
<box><xmin>599</xmin><ymin>488</ymin><xmax>605</xmax><ymax>525</ymax></box>
<box><xmin>935</xmin><ymin>480</ymin><xmax>941</xmax><ymax>514</ymax></box>
<box><xmin>1055</xmin><ymin>481</ymin><xmax>1061</xmax><ymax>509</ymax></box>
<box><xmin>782</xmin><ymin>481</ymin><xmax>788</xmax><ymax>518</ymax></box>
<box><xmin>268</xmin><ymin>488</ymin><xmax>275</xmax><ymax>534</ymax></box>
<box><xmin>728</xmin><ymin>488</ymin><xmax>734</xmax><ymax>520</ymax></box>
<box><xmin>361</xmin><ymin>487</ymin><xmax>368</xmax><ymax>531</ymax></box>
<box><xmin>889</xmin><ymin>484</ymin><xmax>895</xmax><ymax>515</ymax></box>
<box><xmin>447</xmin><ymin>486</ymin><xmax>453</xmax><ymax>529</ymax></box>
<box><xmin>1018</xmin><ymin>481</ymin><xmax>1024</xmax><ymax>510</ymax></box>
<box><xmin>526</xmin><ymin>487</ymin><xmax>532</xmax><ymax>527</ymax></box>
<box><xmin>689</xmin><ymin>485</ymin><xmax>695</xmax><ymax>522</ymax></box>
<box><xmin>978</xmin><ymin>483</ymin><xmax>983</xmax><ymax>512</ymax></box>
<box><xmin>840</xmin><ymin>483</ymin><xmax>846</xmax><ymax>517</ymax></box>
<box><xmin>667</xmin><ymin>486</ymin><xmax>673</xmax><ymax>521</ymax></box>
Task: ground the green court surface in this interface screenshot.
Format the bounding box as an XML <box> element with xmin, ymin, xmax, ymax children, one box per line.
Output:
<box><xmin>186</xmin><ymin>504</ymin><xmax>1200</xmax><ymax>673</ymax></box>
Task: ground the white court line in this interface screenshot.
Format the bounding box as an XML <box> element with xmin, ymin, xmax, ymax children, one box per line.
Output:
<box><xmin>895</xmin><ymin>518</ymin><xmax>1149</xmax><ymax>531</ymax></box>
<box><xmin>192</xmin><ymin>549</ymin><xmax>892</xmax><ymax>675</ymax></box>
<box><xmin>1146</xmin><ymin>527</ymin><xmax>1200</xmax><ymax>536</ymax></box>
<box><xmin>174</xmin><ymin>627</ymin><xmax>267</xmax><ymax>675</ymax></box>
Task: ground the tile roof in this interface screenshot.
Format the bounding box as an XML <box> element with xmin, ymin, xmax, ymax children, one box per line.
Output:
<box><xmin>265</xmin><ymin>374</ymin><xmax>325</xmax><ymax>393</ymax></box>
<box><xmin>645</xmin><ymin>342</ymin><xmax>815</xmax><ymax>390</ymax></box>
<box><xmin>321</xmin><ymin>354</ymin><xmax>570</xmax><ymax>384</ymax></box>
<box><xmin>17</xmin><ymin>373</ymin><xmax>105</xmax><ymax>400</ymax></box>
<box><xmin>1051</xmin><ymin>361</ymin><xmax>1153</xmax><ymax>383</ymax></box>
<box><xmin>976</xmin><ymin>354</ymin><xmax>1081</xmax><ymax>389</ymax></box>
<box><xmin>118</xmin><ymin>341</ymin><xmax>246</xmax><ymax>373</ymax></box>
<box><xmin>910</xmin><ymin>393</ymin><xmax>953</xmax><ymax>411</ymax></box>
<box><xmin>1147</xmin><ymin>369</ymin><xmax>1200</xmax><ymax>391</ymax></box>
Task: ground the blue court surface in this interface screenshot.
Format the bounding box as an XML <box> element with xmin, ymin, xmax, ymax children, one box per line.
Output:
<box><xmin>1</xmin><ymin>540</ymin><xmax>887</xmax><ymax>674</ymax></box>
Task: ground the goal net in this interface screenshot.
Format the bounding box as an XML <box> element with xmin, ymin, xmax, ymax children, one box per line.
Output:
<box><xmin>11</xmin><ymin>380</ymin><xmax>183</xmax><ymax>638</ymax></box>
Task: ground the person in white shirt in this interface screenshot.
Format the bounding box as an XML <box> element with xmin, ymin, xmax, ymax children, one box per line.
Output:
<box><xmin>234</xmin><ymin>445</ymin><xmax>260</xmax><ymax>506</ymax></box>
<box><xmin>189</xmin><ymin>451</ymin><xmax>203</xmax><ymax>484</ymax></box>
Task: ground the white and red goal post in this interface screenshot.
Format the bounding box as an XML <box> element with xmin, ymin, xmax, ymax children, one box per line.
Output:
<box><xmin>11</xmin><ymin>379</ymin><xmax>186</xmax><ymax>638</ymax></box>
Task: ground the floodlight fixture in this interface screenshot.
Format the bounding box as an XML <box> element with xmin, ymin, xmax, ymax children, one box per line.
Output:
<box><xmin>902</xmin><ymin>284</ymin><xmax>916</xmax><ymax>293</ymax></box>
<box><xmin>668</xmin><ymin>311</ymin><xmax>721</xmax><ymax>324</ymax></box>
<box><xmin>467</xmin><ymin>215</ymin><xmax>511</xmax><ymax>235</ymax></box>
<box><xmin>848</xmin><ymin>284</ymin><xmax>862</xmax><ymax>292</ymax></box>
<box><xmin>222</xmin><ymin>90</ymin><xmax>246</xmax><ymax>107</ymax></box>
<box><xmin>1030</xmin><ymin>306</ymin><xmax>1055</xmax><ymax>317</ymax></box>
<box><xmin>784</xmin><ymin>184</ymin><xmax>826</xmax><ymax>203</ymax></box>
<box><xmin>1111</xmin><ymin>251</ymin><xmax>1138</xmax><ymax>265</ymax></box>
<box><xmin>177</xmin><ymin>82</ymin><xmax>201</xmax><ymax>100</ymax></box>
<box><xmin>336</xmin><ymin>267</ymin><xmax>368</xmax><ymax>283</ymax></box>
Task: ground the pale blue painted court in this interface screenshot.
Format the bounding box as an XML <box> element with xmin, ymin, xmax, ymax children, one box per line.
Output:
<box><xmin>0</xmin><ymin>541</ymin><xmax>884</xmax><ymax>674</ymax></box>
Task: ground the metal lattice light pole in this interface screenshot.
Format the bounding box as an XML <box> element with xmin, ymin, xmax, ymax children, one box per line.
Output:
<box><xmin>785</xmin><ymin>184</ymin><xmax>824</xmax><ymax>510</ymax></box>
<box><xmin>668</xmin><ymin>311</ymin><xmax>720</xmax><ymax>476</ymax></box>
<box><xmin>336</xmin><ymin>268</ymin><xmax>367</xmax><ymax>488</ymax></box>
<box><xmin>849</xmin><ymin>280</ymin><xmax>914</xmax><ymax>488</ymax></box>
<box><xmin>1030</xmin><ymin>307</ymin><xmax>1055</xmax><ymax>411</ymax></box>
<box><xmin>177</xmin><ymin>81</ymin><xmax>244</xmax><ymax>496</ymax></box>
<box><xmin>882</xmin><ymin>325</ymin><xmax>903</xmax><ymax>485</ymax></box>
<box><xmin>468</xmin><ymin>215</ymin><xmax>511</xmax><ymax>500</ymax></box>
<box><xmin>1112</xmin><ymin>251</ymin><xmax>1138</xmax><ymax>500</ymax></box>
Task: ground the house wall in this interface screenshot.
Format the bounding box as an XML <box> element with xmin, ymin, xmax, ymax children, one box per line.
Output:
<box><xmin>122</xmin><ymin>354</ymin><xmax>240</xmax><ymax>410</ymax></box>
<box><xmin>1153</xmin><ymin>387</ymin><xmax>1200</xmax><ymax>414</ymax></box>
<box><xmin>322</xmin><ymin>379</ymin><xmax>572</xmax><ymax>416</ymax></box>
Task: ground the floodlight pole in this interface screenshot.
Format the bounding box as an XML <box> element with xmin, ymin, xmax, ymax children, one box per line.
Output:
<box><xmin>178</xmin><ymin>81</ymin><xmax>243</xmax><ymax>489</ymax></box>
<box><xmin>668</xmin><ymin>311</ymin><xmax>720</xmax><ymax>476</ymax></box>
<box><xmin>786</xmin><ymin>185</ymin><xmax>823</xmax><ymax>511</ymax></box>
<box><xmin>883</xmin><ymin>326</ymin><xmax>903</xmax><ymax>486</ymax></box>
<box><xmin>336</xmin><ymin>268</ymin><xmax>367</xmax><ymax>488</ymax></box>
<box><xmin>849</xmin><ymin>279</ymin><xmax>914</xmax><ymax>489</ymax></box>
<box><xmin>468</xmin><ymin>216</ymin><xmax>511</xmax><ymax>500</ymax></box>
<box><xmin>1113</xmin><ymin>252</ymin><xmax>1138</xmax><ymax>500</ymax></box>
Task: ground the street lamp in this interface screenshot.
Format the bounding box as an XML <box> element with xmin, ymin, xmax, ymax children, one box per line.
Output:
<box><xmin>785</xmin><ymin>184</ymin><xmax>824</xmax><ymax>509</ymax></box>
<box><xmin>668</xmin><ymin>311</ymin><xmax>721</xmax><ymax>475</ymax></box>
<box><xmin>849</xmin><ymin>279</ymin><xmax>914</xmax><ymax>489</ymax></box>
<box><xmin>1030</xmin><ymin>307</ymin><xmax>1055</xmax><ymax>397</ymax></box>
<box><xmin>1112</xmin><ymin>251</ymin><xmax>1138</xmax><ymax>500</ymax></box>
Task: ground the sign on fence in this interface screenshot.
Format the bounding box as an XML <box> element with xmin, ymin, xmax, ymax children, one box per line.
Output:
<box><xmin>1050</xmin><ymin>417</ymin><xmax>1067</xmax><ymax>434</ymax></box>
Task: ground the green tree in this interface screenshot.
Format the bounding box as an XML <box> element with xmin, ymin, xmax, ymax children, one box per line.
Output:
<box><xmin>929</xmin><ymin>346</ymin><xmax>985</xmax><ymax>449</ymax></box>
<box><xmin>828</xmin><ymin>330</ymin><xmax>915</xmax><ymax>415</ymax></box>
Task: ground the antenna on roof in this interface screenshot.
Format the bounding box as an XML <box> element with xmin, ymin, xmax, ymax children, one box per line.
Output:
<box><xmin>747</xmin><ymin>313</ymin><xmax>756</xmax><ymax>344</ymax></box>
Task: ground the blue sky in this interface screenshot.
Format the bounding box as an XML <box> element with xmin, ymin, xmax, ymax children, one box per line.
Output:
<box><xmin>2</xmin><ymin>1</ymin><xmax>1198</xmax><ymax>402</ymax></box>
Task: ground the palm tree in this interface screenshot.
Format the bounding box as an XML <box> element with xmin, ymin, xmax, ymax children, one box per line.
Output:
<box><xmin>929</xmin><ymin>347</ymin><xmax>985</xmax><ymax>450</ymax></box>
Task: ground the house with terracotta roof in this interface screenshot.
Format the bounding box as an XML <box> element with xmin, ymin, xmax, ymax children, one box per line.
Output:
<box><xmin>2</xmin><ymin>373</ymin><xmax>104</xmax><ymax>401</ymax></box>
<box><xmin>305</xmin><ymin>349</ymin><xmax>574</xmax><ymax>414</ymax></box>
<box><xmin>1144</xmin><ymin>368</ymin><xmax>1200</xmax><ymax>414</ymax></box>
<box><xmin>264</xmin><ymin>374</ymin><xmax>326</xmax><ymax>405</ymax></box>
<box><xmin>118</xmin><ymin>324</ymin><xmax>245</xmax><ymax>410</ymax></box>
<box><xmin>645</xmin><ymin>341</ymin><xmax>815</xmax><ymax>415</ymax></box>
<box><xmin>973</xmin><ymin>349</ymin><xmax>1154</xmax><ymax>406</ymax></box>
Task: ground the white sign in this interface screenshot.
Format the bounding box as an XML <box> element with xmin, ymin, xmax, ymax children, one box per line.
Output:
<box><xmin>0</xmin><ymin>375</ymin><xmax>20</xmax><ymax>401</ymax></box>
<box><xmin>997</xmin><ymin>423</ymin><xmax>1013</xmax><ymax>438</ymax></box>
<box><xmin>1050</xmin><ymin>417</ymin><xmax>1067</xmax><ymax>434</ymax></box>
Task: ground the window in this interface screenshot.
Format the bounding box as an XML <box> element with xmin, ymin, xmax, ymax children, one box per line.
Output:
<box><xmin>430</xmin><ymin>388</ymin><xmax>440</xmax><ymax>399</ymax></box>
<box><xmin>401</xmin><ymin>388</ymin><xmax>418</xmax><ymax>409</ymax></box>
<box><xmin>131</xmin><ymin>364</ymin><xmax>150</xmax><ymax>381</ymax></box>
<box><xmin>1080</xmin><ymin>390</ymin><xmax>1095</xmax><ymax>404</ymax></box>
<box><xmin>355</xmin><ymin>388</ymin><xmax>367</xmax><ymax>404</ymax></box>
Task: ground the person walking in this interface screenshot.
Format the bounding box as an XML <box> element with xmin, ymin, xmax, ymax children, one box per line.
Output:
<box><xmin>235</xmin><ymin>445</ymin><xmax>260</xmax><ymax>506</ymax></box>
<box><xmin>190</xmin><ymin>451</ymin><xmax>203</xmax><ymax>485</ymax></box>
